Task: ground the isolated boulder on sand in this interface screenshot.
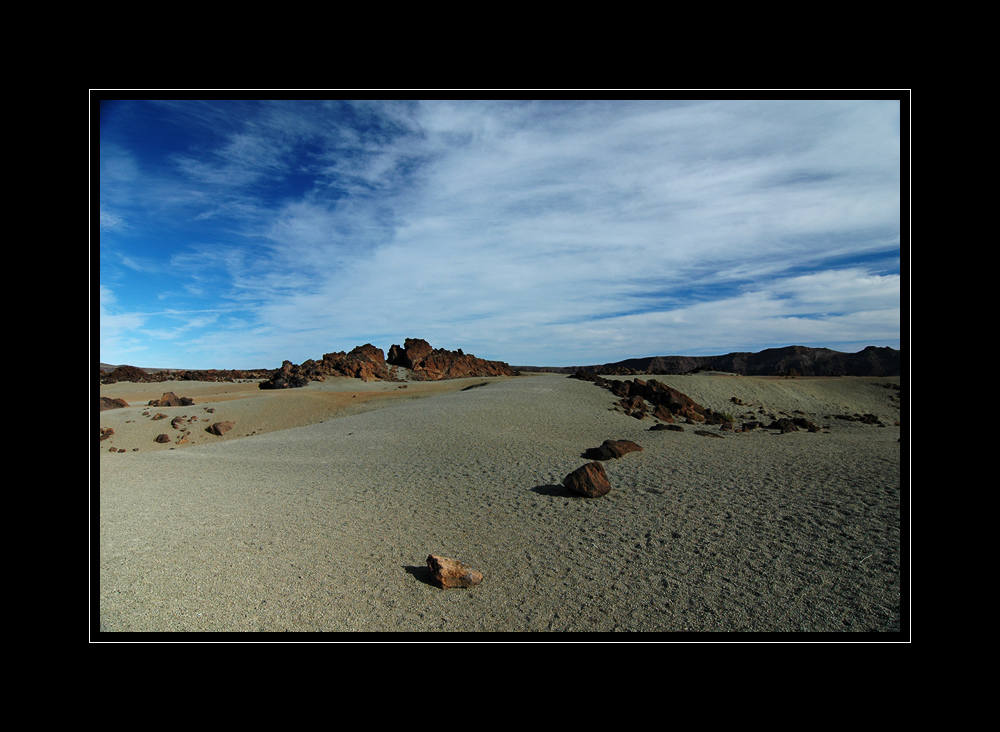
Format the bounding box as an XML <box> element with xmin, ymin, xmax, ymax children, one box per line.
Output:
<box><xmin>426</xmin><ymin>554</ymin><xmax>483</xmax><ymax>589</ymax></box>
<box><xmin>148</xmin><ymin>392</ymin><xmax>194</xmax><ymax>407</ymax></box>
<box><xmin>206</xmin><ymin>421</ymin><xmax>235</xmax><ymax>436</ymax></box>
<box><xmin>99</xmin><ymin>397</ymin><xmax>130</xmax><ymax>411</ymax></box>
<box><xmin>563</xmin><ymin>462</ymin><xmax>612</xmax><ymax>498</ymax></box>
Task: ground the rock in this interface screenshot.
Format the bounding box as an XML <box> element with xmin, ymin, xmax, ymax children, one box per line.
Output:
<box><xmin>154</xmin><ymin>433</ymin><xmax>172</xmax><ymax>443</ymax></box>
<box><xmin>148</xmin><ymin>392</ymin><xmax>194</xmax><ymax>407</ymax></box>
<box><xmin>426</xmin><ymin>554</ymin><xmax>483</xmax><ymax>589</ymax></box>
<box><xmin>766</xmin><ymin>416</ymin><xmax>819</xmax><ymax>433</ymax></box>
<box><xmin>99</xmin><ymin>427</ymin><xmax>114</xmax><ymax>441</ymax></box>
<box><xmin>583</xmin><ymin>439</ymin><xmax>643</xmax><ymax>460</ymax></box>
<box><xmin>170</xmin><ymin>416</ymin><xmax>186</xmax><ymax>430</ymax></box>
<box><xmin>387</xmin><ymin>338</ymin><xmax>519</xmax><ymax>380</ymax></box>
<box><xmin>99</xmin><ymin>397</ymin><xmax>130</xmax><ymax>411</ymax></box>
<box><xmin>650</xmin><ymin>423</ymin><xmax>683</xmax><ymax>431</ymax></box>
<box><xmin>206</xmin><ymin>421</ymin><xmax>234</xmax><ymax>436</ymax></box>
<box><xmin>151</xmin><ymin>413</ymin><xmax>168</xmax><ymax>420</ymax></box>
<box><xmin>563</xmin><ymin>461</ymin><xmax>612</xmax><ymax>498</ymax></box>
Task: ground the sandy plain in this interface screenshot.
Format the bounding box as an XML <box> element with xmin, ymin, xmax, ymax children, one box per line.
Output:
<box><xmin>96</xmin><ymin>371</ymin><xmax>904</xmax><ymax>636</ymax></box>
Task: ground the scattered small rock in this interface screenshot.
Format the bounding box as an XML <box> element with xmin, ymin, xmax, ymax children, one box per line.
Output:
<box><xmin>206</xmin><ymin>421</ymin><xmax>235</xmax><ymax>436</ymax></box>
<box><xmin>563</xmin><ymin>461</ymin><xmax>612</xmax><ymax>498</ymax></box>
<box><xmin>100</xmin><ymin>427</ymin><xmax>114</xmax><ymax>441</ymax></box>
<box><xmin>151</xmin><ymin>413</ymin><xmax>168</xmax><ymax>421</ymax></box>
<box><xmin>426</xmin><ymin>554</ymin><xmax>483</xmax><ymax>589</ymax></box>
<box><xmin>154</xmin><ymin>433</ymin><xmax>172</xmax><ymax>443</ymax></box>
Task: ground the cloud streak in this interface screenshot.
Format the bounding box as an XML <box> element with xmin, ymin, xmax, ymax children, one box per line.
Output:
<box><xmin>98</xmin><ymin>98</ymin><xmax>902</xmax><ymax>368</ymax></box>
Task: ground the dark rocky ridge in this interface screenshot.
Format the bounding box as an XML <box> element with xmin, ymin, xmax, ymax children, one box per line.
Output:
<box><xmin>258</xmin><ymin>339</ymin><xmax>520</xmax><ymax>389</ymax></box>
<box><xmin>520</xmin><ymin>345</ymin><xmax>901</xmax><ymax>377</ymax></box>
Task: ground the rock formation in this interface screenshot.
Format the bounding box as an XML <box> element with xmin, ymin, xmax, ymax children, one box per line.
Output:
<box><xmin>259</xmin><ymin>344</ymin><xmax>396</xmax><ymax>389</ymax></box>
<box><xmin>387</xmin><ymin>338</ymin><xmax>520</xmax><ymax>381</ymax></box>
<box><xmin>572</xmin><ymin>372</ymin><xmax>724</xmax><ymax>425</ymax></box>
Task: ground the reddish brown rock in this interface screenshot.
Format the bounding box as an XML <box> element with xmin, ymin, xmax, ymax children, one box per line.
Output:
<box><xmin>154</xmin><ymin>433</ymin><xmax>172</xmax><ymax>443</ymax></box>
<box><xmin>99</xmin><ymin>397</ymin><xmax>130</xmax><ymax>411</ymax></box>
<box><xmin>151</xmin><ymin>413</ymin><xmax>168</xmax><ymax>420</ymax></box>
<box><xmin>148</xmin><ymin>392</ymin><xmax>194</xmax><ymax>407</ymax></box>
<box><xmin>99</xmin><ymin>427</ymin><xmax>114</xmax><ymax>441</ymax></box>
<box><xmin>387</xmin><ymin>338</ymin><xmax>519</xmax><ymax>381</ymax></box>
<box><xmin>563</xmin><ymin>461</ymin><xmax>612</xmax><ymax>498</ymax></box>
<box><xmin>426</xmin><ymin>554</ymin><xmax>483</xmax><ymax>589</ymax></box>
<box><xmin>583</xmin><ymin>439</ymin><xmax>643</xmax><ymax>460</ymax></box>
<box><xmin>206</xmin><ymin>421</ymin><xmax>234</xmax><ymax>436</ymax></box>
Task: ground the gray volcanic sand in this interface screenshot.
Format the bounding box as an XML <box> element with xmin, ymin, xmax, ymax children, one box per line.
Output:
<box><xmin>97</xmin><ymin>373</ymin><xmax>903</xmax><ymax>634</ymax></box>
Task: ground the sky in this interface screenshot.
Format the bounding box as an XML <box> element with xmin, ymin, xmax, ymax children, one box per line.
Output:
<box><xmin>97</xmin><ymin>98</ymin><xmax>902</xmax><ymax>369</ymax></box>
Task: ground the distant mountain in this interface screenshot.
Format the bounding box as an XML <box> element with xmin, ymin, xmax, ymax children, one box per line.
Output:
<box><xmin>518</xmin><ymin>345</ymin><xmax>901</xmax><ymax>377</ymax></box>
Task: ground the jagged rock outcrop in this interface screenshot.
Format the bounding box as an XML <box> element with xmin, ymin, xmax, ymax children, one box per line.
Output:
<box><xmin>573</xmin><ymin>372</ymin><xmax>722</xmax><ymax>424</ymax></box>
<box><xmin>259</xmin><ymin>345</ymin><xmax>396</xmax><ymax>389</ymax></box>
<box><xmin>386</xmin><ymin>338</ymin><xmax>520</xmax><ymax>381</ymax></box>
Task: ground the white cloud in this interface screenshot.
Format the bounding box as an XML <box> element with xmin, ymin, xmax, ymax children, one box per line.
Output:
<box><xmin>99</xmin><ymin>99</ymin><xmax>902</xmax><ymax>368</ymax></box>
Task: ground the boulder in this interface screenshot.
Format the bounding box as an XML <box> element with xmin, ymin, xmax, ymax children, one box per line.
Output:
<box><xmin>154</xmin><ymin>433</ymin><xmax>172</xmax><ymax>443</ymax></box>
<box><xmin>563</xmin><ymin>462</ymin><xmax>612</xmax><ymax>498</ymax></box>
<box><xmin>148</xmin><ymin>392</ymin><xmax>194</xmax><ymax>407</ymax></box>
<box><xmin>206</xmin><ymin>421</ymin><xmax>235</xmax><ymax>436</ymax></box>
<box><xmin>426</xmin><ymin>554</ymin><xmax>483</xmax><ymax>589</ymax></box>
<box><xmin>99</xmin><ymin>397</ymin><xmax>130</xmax><ymax>411</ymax></box>
<box><xmin>583</xmin><ymin>439</ymin><xmax>643</xmax><ymax>460</ymax></box>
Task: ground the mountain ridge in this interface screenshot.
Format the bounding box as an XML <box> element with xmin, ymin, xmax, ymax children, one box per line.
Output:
<box><xmin>517</xmin><ymin>345</ymin><xmax>901</xmax><ymax>377</ymax></box>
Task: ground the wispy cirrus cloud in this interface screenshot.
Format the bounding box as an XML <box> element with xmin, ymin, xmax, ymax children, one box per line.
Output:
<box><xmin>98</xmin><ymin>98</ymin><xmax>902</xmax><ymax>368</ymax></box>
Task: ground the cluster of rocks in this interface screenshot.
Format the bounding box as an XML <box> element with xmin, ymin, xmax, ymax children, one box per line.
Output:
<box><xmin>259</xmin><ymin>339</ymin><xmax>520</xmax><ymax>389</ymax></box>
<box><xmin>147</xmin><ymin>391</ymin><xmax>194</xmax><ymax>407</ymax></box>
<box><xmin>570</xmin><ymin>371</ymin><xmax>726</xmax><ymax>426</ymax></box>
<box><xmin>100</xmin><ymin>365</ymin><xmax>271</xmax><ymax>385</ymax></box>
<box><xmin>563</xmin><ymin>439</ymin><xmax>644</xmax><ymax>498</ymax></box>
<box><xmin>388</xmin><ymin>338</ymin><xmax>520</xmax><ymax>381</ymax></box>
<box><xmin>571</xmin><ymin>370</ymin><xmax>833</xmax><ymax>435</ymax></box>
<box><xmin>259</xmin><ymin>344</ymin><xmax>394</xmax><ymax>389</ymax></box>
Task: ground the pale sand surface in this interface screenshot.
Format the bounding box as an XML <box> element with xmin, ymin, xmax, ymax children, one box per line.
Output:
<box><xmin>97</xmin><ymin>373</ymin><xmax>903</xmax><ymax>635</ymax></box>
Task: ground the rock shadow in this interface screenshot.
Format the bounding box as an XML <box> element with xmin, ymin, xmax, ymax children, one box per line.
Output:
<box><xmin>530</xmin><ymin>483</ymin><xmax>575</xmax><ymax>497</ymax></box>
<box><xmin>403</xmin><ymin>564</ymin><xmax>436</xmax><ymax>586</ymax></box>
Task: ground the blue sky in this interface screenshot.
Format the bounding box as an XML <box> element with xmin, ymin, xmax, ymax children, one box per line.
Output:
<box><xmin>97</xmin><ymin>98</ymin><xmax>902</xmax><ymax>369</ymax></box>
